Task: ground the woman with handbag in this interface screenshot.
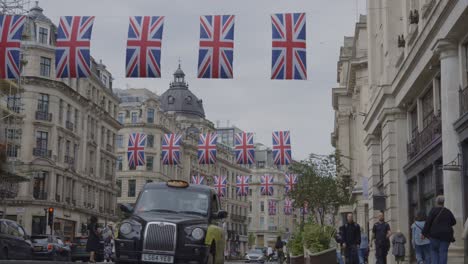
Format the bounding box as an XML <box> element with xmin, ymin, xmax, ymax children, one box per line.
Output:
<box><xmin>422</xmin><ymin>196</ymin><xmax>456</xmax><ymax>264</ymax></box>
<box><xmin>411</xmin><ymin>211</ymin><xmax>431</xmax><ymax>264</ymax></box>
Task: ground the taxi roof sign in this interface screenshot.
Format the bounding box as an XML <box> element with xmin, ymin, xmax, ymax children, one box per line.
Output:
<box><xmin>167</xmin><ymin>180</ymin><xmax>189</xmax><ymax>188</ymax></box>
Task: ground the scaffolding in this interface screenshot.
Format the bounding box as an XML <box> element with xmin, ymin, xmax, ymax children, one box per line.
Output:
<box><xmin>0</xmin><ymin>0</ymin><xmax>31</xmax><ymax>217</ymax></box>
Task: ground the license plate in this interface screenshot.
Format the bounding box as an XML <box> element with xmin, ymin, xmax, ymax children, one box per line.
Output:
<box><xmin>142</xmin><ymin>253</ymin><xmax>174</xmax><ymax>263</ymax></box>
<box><xmin>33</xmin><ymin>246</ymin><xmax>42</xmax><ymax>251</ymax></box>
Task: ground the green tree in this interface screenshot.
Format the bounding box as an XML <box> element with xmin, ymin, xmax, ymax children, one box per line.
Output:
<box><xmin>288</xmin><ymin>153</ymin><xmax>352</xmax><ymax>226</ymax></box>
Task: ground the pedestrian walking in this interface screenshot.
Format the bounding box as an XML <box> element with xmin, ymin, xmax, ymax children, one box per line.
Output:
<box><xmin>340</xmin><ymin>213</ymin><xmax>361</xmax><ymax>264</ymax></box>
<box><xmin>102</xmin><ymin>223</ymin><xmax>115</xmax><ymax>262</ymax></box>
<box><xmin>391</xmin><ymin>231</ymin><xmax>406</xmax><ymax>263</ymax></box>
<box><xmin>371</xmin><ymin>211</ymin><xmax>391</xmax><ymax>264</ymax></box>
<box><xmin>422</xmin><ymin>195</ymin><xmax>456</xmax><ymax>264</ymax></box>
<box><xmin>275</xmin><ymin>236</ymin><xmax>285</xmax><ymax>264</ymax></box>
<box><xmin>411</xmin><ymin>211</ymin><xmax>431</xmax><ymax>264</ymax></box>
<box><xmin>86</xmin><ymin>216</ymin><xmax>101</xmax><ymax>263</ymax></box>
<box><xmin>358</xmin><ymin>227</ymin><xmax>369</xmax><ymax>264</ymax></box>
<box><xmin>334</xmin><ymin>232</ymin><xmax>345</xmax><ymax>264</ymax></box>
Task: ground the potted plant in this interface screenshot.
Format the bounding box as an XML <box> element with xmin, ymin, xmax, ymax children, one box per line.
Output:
<box><xmin>287</xmin><ymin>230</ymin><xmax>304</xmax><ymax>264</ymax></box>
<box><xmin>302</xmin><ymin>223</ymin><xmax>337</xmax><ymax>264</ymax></box>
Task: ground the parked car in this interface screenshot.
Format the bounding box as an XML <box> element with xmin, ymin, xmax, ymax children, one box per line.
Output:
<box><xmin>70</xmin><ymin>236</ymin><xmax>104</xmax><ymax>262</ymax></box>
<box><xmin>0</xmin><ymin>219</ymin><xmax>33</xmax><ymax>260</ymax></box>
<box><xmin>31</xmin><ymin>235</ymin><xmax>71</xmax><ymax>261</ymax></box>
<box><xmin>245</xmin><ymin>249</ymin><xmax>266</xmax><ymax>263</ymax></box>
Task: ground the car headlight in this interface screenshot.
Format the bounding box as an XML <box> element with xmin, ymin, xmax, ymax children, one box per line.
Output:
<box><xmin>119</xmin><ymin>223</ymin><xmax>132</xmax><ymax>235</ymax></box>
<box><xmin>191</xmin><ymin>228</ymin><xmax>205</xmax><ymax>241</ymax></box>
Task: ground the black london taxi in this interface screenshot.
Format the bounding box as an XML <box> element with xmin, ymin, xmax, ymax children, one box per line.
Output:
<box><xmin>115</xmin><ymin>180</ymin><xmax>227</xmax><ymax>264</ymax></box>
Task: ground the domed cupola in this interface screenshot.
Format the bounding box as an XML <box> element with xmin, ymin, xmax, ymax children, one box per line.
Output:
<box><xmin>28</xmin><ymin>1</ymin><xmax>52</xmax><ymax>24</ymax></box>
<box><xmin>160</xmin><ymin>63</ymin><xmax>205</xmax><ymax>118</ymax></box>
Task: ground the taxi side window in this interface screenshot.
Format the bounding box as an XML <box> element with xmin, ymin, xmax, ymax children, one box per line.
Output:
<box><xmin>0</xmin><ymin>221</ymin><xmax>7</xmax><ymax>234</ymax></box>
<box><xmin>211</xmin><ymin>194</ymin><xmax>219</xmax><ymax>213</ymax></box>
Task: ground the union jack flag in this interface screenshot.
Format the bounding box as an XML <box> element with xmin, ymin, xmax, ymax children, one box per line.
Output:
<box><xmin>161</xmin><ymin>134</ymin><xmax>182</xmax><ymax>165</ymax></box>
<box><xmin>198</xmin><ymin>133</ymin><xmax>217</xmax><ymax>164</ymax></box>
<box><xmin>191</xmin><ymin>175</ymin><xmax>205</xmax><ymax>185</ymax></box>
<box><xmin>0</xmin><ymin>15</ymin><xmax>26</xmax><ymax>79</ymax></box>
<box><xmin>56</xmin><ymin>16</ymin><xmax>95</xmax><ymax>78</ymax></box>
<box><xmin>236</xmin><ymin>176</ymin><xmax>249</xmax><ymax>196</ymax></box>
<box><xmin>126</xmin><ymin>16</ymin><xmax>164</xmax><ymax>78</ymax></box>
<box><xmin>213</xmin><ymin>175</ymin><xmax>227</xmax><ymax>197</ymax></box>
<box><xmin>300</xmin><ymin>201</ymin><xmax>309</xmax><ymax>215</ymax></box>
<box><xmin>268</xmin><ymin>200</ymin><xmax>277</xmax><ymax>215</ymax></box>
<box><xmin>285</xmin><ymin>173</ymin><xmax>298</xmax><ymax>193</ymax></box>
<box><xmin>260</xmin><ymin>175</ymin><xmax>274</xmax><ymax>196</ymax></box>
<box><xmin>272</xmin><ymin>131</ymin><xmax>292</xmax><ymax>165</ymax></box>
<box><xmin>127</xmin><ymin>133</ymin><xmax>147</xmax><ymax>169</ymax></box>
<box><xmin>234</xmin><ymin>132</ymin><xmax>255</xmax><ymax>165</ymax></box>
<box><xmin>284</xmin><ymin>198</ymin><xmax>293</xmax><ymax>215</ymax></box>
<box><xmin>198</xmin><ymin>15</ymin><xmax>235</xmax><ymax>79</ymax></box>
<box><xmin>271</xmin><ymin>13</ymin><xmax>307</xmax><ymax>80</ymax></box>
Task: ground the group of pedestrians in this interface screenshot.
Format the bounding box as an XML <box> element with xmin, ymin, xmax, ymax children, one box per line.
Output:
<box><xmin>335</xmin><ymin>195</ymin><xmax>459</xmax><ymax>264</ymax></box>
<box><xmin>85</xmin><ymin>216</ymin><xmax>115</xmax><ymax>263</ymax></box>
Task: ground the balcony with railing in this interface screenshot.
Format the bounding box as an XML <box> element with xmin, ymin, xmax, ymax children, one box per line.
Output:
<box><xmin>33</xmin><ymin>148</ymin><xmax>51</xmax><ymax>158</ymax></box>
<box><xmin>106</xmin><ymin>144</ymin><xmax>113</xmax><ymax>152</ymax></box>
<box><xmin>407</xmin><ymin>114</ymin><xmax>442</xmax><ymax>160</ymax></box>
<box><xmin>65</xmin><ymin>121</ymin><xmax>74</xmax><ymax>132</ymax></box>
<box><xmin>35</xmin><ymin>111</ymin><xmax>52</xmax><ymax>121</ymax></box>
<box><xmin>460</xmin><ymin>86</ymin><xmax>468</xmax><ymax>117</ymax></box>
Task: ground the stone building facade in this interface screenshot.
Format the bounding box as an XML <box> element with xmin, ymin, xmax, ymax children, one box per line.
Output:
<box><xmin>0</xmin><ymin>3</ymin><xmax>120</xmax><ymax>239</ymax></box>
<box><xmin>247</xmin><ymin>143</ymin><xmax>297</xmax><ymax>249</ymax></box>
<box><xmin>332</xmin><ymin>1</ymin><xmax>468</xmax><ymax>263</ymax></box>
<box><xmin>115</xmin><ymin>66</ymin><xmax>250</xmax><ymax>256</ymax></box>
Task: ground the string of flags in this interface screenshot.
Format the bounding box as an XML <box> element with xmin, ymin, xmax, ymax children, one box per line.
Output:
<box><xmin>0</xmin><ymin>13</ymin><xmax>308</xmax><ymax>80</ymax></box>
<box><xmin>127</xmin><ymin>130</ymin><xmax>291</xmax><ymax>169</ymax></box>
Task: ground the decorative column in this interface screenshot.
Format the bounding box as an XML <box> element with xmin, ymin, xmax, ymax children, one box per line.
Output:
<box><xmin>435</xmin><ymin>39</ymin><xmax>464</xmax><ymax>261</ymax></box>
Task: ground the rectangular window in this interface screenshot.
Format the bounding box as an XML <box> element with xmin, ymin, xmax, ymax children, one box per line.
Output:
<box><xmin>117</xmin><ymin>135</ymin><xmax>123</xmax><ymax>148</ymax></box>
<box><xmin>131</xmin><ymin>112</ymin><xmax>138</xmax><ymax>123</ymax></box>
<box><xmin>38</xmin><ymin>27</ymin><xmax>48</xmax><ymax>44</ymax></box>
<box><xmin>146</xmin><ymin>156</ymin><xmax>154</xmax><ymax>171</ymax></box>
<box><xmin>37</xmin><ymin>94</ymin><xmax>49</xmax><ymax>113</ymax></box>
<box><xmin>249</xmin><ymin>201</ymin><xmax>252</xmax><ymax>212</ymax></box>
<box><xmin>39</xmin><ymin>57</ymin><xmax>51</xmax><ymax>77</ymax></box>
<box><xmin>35</xmin><ymin>131</ymin><xmax>48</xmax><ymax>150</ymax></box>
<box><xmin>260</xmin><ymin>201</ymin><xmax>264</xmax><ymax>212</ymax></box>
<box><xmin>147</xmin><ymin>134</ymin><xmax>154</xmax><ymax>148</ymax></box>
<box><xmin>74</xmin><ymin>109</ymin><xmax>79</xmax><ymax>130</ymax></box>
<box><xmin>410</xmin><ymin>107</ymin><xmax>418</xmax><ymax>138</ymax></box>
<box><xmin>7</xmin><ymin>94</ymin><xmax>21</xmax><ymax>113</ymax></box>
<box><xmin>147</xmin><ymin>108</ymin><xmax>155</xmax><ymax>123</ymax></box>
<box><xmin>117</xmin><ymin>113</ymin><xmax>124</xmax><ymax>124</ymax></box>
<box><xmin>128</xmin><ymin>179</ymin><xmax>136</xmax><ymax>197</ymax></box>
<box><xmin>259</xmin><ymin>216</ymin><xmax>265</xmax><ymax>230</ymax></box>
<box><xmin>116</xmin><ymin>180</ymin><xmax>122</xmax><ymax>197</ymax></box>
<box><xmin>117</xmin><ymin>156</ymin><xmax>123</xmax><ymax>171</ymax></box>
<box><xmin>421</xmin><ymin>88</ymin><xmax>434</xmax><ymax>128</ymax></box>
<box><xmin>65</xmin><ymin>140</ymin><xmax>70</xmax><ymax>157</ymax></box>
<box><xmin>33</xmin><ymin>171</ymin><xmax>47</xmax><ymax>200</ymax></box>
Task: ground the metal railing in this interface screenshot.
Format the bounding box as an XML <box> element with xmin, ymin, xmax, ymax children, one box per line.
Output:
<box><xmin>460</xmin><ymin>86</ymin><xmax>468</xmax><ymax>116</ymax></box>
<box><xmin>106</xmin><ymin>144</ymin><xmax>113</xmax><ymax>152</ymax></box>
<box><xmin>33</xmin><ymin>148</ymin><xmax>51</xmax><ymax>158</ymax></box>
<box><xmin>35</xmin><ymin>111</ymin><xmax>52</xmax><ymax>121</ymax></box>
<box><xmin>407</xmin><ymin>114</ymin><xmax>441</xmax><ymax>160</ymax></box>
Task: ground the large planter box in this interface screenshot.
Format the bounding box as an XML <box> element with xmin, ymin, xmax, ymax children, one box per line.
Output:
<box><xmin>290</xmin><ymin>255</ymin><xmax>305</xmax><ymax>264</ymax></box>
<box><xmin>304</xmin><ymin>248</ymin><xmax>336</xmax><ymax>264</ymax></box>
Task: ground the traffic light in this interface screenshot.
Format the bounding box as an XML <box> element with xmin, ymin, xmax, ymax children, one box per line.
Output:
<box><xmin>47</xmin><ymin>207</ymin><xmax>54</xmax><ymax>226</ymax></box>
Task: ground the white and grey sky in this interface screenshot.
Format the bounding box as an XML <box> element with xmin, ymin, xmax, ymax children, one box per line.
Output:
<box><xmin>36</xmin><ymin>0</ymin><xmax>366</xmax><ymax>161</ymax></box>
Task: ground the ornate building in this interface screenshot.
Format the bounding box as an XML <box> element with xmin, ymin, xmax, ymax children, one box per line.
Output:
<box><xmin>247</xmin><ymin>143</ymin><xmax>297</xmax><ymax>249</ymax></box>
<box><xmin>115</xmin><ymin>65</ymin><xmax>250</xmax><ymax>256</ymax></box>
<box><xmin>0</xmin><ymin>3</ymin><xmax>120</xmax><ymax>239</ymax></box>
<box><xmin>332</xmin><ymin>1</ymin><xmax>468</xmax><ymax>262</ymax></box>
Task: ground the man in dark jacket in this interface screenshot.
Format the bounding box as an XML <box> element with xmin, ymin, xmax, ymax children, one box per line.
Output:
<box><xmin>340</xmin><ymin>213</ymin><xmax>361</xmax><ymax>264</ymax></box>
<box><xmin>371</xmin><ymin>211</ymin><xmax>391</xmax><ymax>264</ymax></box>
<box><xmin>422</xmin><ymin>195</ymin><xmax>456</xmax><ymax>264</ymax></box>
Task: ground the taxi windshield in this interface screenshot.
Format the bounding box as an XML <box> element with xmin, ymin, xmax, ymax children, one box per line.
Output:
<box><xmin>134</xmin><ymin>188</ymin><xmax>209</xmax><ymax>216</ymax></box>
